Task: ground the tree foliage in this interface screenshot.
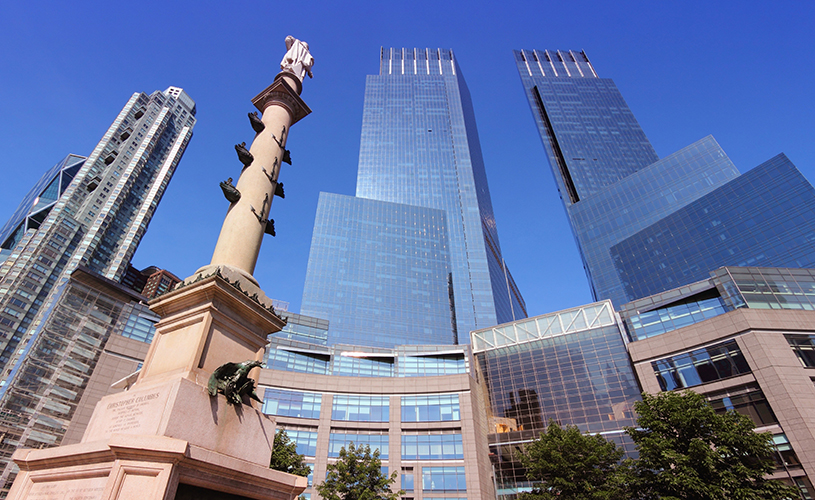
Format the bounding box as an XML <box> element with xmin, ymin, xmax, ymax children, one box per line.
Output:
<box><xmin>517</xmin><ymin>420</ymin><xmax>630</xmax><ymax>500</ymax></box>
<box><xmin>518</xmin><ymin>392</ymin><xmax>799</xmax><ymax>500</ymax></box>
<box><xmin>270</xmin><ymin>430</ymin><xmax>311</xmax><ymax>477</ymax></box>
<box><xmin>626</xmin><ymin>390</ymin><xmax>798</xmax><ymax>500</ymax></box>
<box><xmin>316</xmin><ymin>443</ymin><xmax>403</xmax><ymax>500</ymax></box>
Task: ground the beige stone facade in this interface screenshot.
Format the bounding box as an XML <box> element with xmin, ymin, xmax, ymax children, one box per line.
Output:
<box><xmin>258</xmin><ymin>367</ymin><xmax>493</xmax><ymax>499</ymax></box>
<box><xmin>628</xmin><ymin>307</ymin><xmax>815</xmax><ymax>490</ymax></box>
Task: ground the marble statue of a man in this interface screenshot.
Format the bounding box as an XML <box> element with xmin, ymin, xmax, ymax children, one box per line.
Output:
<box><xmin>280</xmin><ymin>36</ymin><xmax>314</xmax><ymax>82</ymax></box>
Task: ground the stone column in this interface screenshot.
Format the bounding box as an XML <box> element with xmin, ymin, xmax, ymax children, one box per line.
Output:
<box><xmin>205</xmin><ymin>73</ymin><xmax>311</xmax><ymax>283</ymax></box>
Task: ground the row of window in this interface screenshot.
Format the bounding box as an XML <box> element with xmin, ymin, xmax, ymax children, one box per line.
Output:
<box><xmin>263</xmin><ymin>390</ymin><xmax>461</xmax><ymax>422</ymax></box>
<box><xmin>284</xmin><ymin>429</ymin><xmax>464</xmax><ymax>461</ymax></box>
<box><xmin>652</xmin><ymin>334</ymin><xmax>815</xmax><ymax>393</ymax></box>
<box><xmin>402</xmin><ymin>467</ymin><xmax>466</xmax><ymax>492</ymax></box>
<box><xmin>652</xmin><ymin>339</ymin><xmax>750</xmax><ymax>391</ymax></box>
<box><xmin>265</xmin><ymin>347</ymin><xmax>467</xmax><ymax>377</ymax></box>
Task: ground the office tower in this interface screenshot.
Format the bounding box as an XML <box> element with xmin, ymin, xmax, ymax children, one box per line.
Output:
<box><xmin>611</xmin><ymin>154</ymin><xmax>815</xmax><ymax>300</ymax></box>
<box><xmin>0</xmin><ymin>154</ymin><xmax>86</xmax><ymax>265</ymax></box>
<box><xmin>0</xmin><ymin>267</ymin><xmax>158</xmax><ymax>493</ymax></box>
<box><xmin>620</xmin><ymin>266</ymin><xmax>815</xmax><ymax>496</ymax></box>
<box><xmin>0</xmin><ymin>87</ymin><xmax>195</xmax><ymax>381</ymax></box>
<box><xmin>515</xmin><ymin>49</ymin><xmax>815</xmax><ymax>307</ymax></box>
<box><xmin>471</xmin><ymin>303</ymin><xmax>641</xmax><ymax>497</ymax></box>
<box><xmin>302</xmin><ymin>48</ymin><xmax>526</xmax><ymax>347</ymax></box>
<box><xmin>302</xmin><ymin>193</ymin><xmax>454</xmax><ymax>347</ymax></box>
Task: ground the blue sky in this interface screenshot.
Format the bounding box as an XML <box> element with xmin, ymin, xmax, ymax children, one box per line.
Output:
<box><xmin>0</xmin><ymin>1</ymin><xmax>812</xmax><ymax>318</ymax></box>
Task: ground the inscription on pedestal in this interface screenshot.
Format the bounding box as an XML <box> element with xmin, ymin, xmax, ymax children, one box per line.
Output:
<box><xmin>84</xmin><ymin>386</ymin><xmax>171</xmax><ymax>441</ymax></box>
<box><xmin>27</xmin><ymin>476</ymin><xmax>107</xmax><ymax>500</ymax></box>
<box><xmin>105</xmin><ymin>392</ymin><xmax>161</xmax><ymax>434</ymax></box>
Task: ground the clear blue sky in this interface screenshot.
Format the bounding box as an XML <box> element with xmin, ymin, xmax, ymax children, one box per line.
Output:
<box><xmin>0</xmin><ymin>1</ymin><xmax>812</xmax><ymax>318</ymax></box>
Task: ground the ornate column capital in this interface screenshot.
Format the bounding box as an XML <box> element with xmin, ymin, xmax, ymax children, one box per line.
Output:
<box><xmin>252</xmin><ymin>73</ymin><xmax>312</xmax><ymax>125</ymax></box>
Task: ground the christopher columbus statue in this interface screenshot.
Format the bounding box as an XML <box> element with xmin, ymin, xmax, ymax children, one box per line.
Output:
<box><xmin>280</xmin><ymin>35</ymin><xmax>314</xmax><ymax>82</ymax></box>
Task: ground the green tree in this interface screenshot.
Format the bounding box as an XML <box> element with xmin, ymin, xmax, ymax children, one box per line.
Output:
<box><xmin>316</xmin><ymin>442</ymin><xmax>403</xmax><ymax>500</ymax></box>
<box><xmin>626</xmin><ymin>390</ymin><xmax>799</xmax><ymax>500</ymax></box>
<box><xmin>270</xmin><ymin>430</ymin><xmax>311</xmax><ymax>477</ymax></box>
<box><xmin>517</xmin><ymin>420</ymin><xmax>630</xmax><ymax>499</ymax></box>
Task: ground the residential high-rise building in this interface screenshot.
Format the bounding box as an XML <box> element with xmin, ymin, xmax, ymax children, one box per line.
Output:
<box><xmin>140</xmin><ymin>268</ymin><xmax>181</xmax><ymax>299</ymax></box>
<box><xmin>0</xmin><ymin>87</ymin><xmax>195</xmax><ymax>383</ymax></box>
<box><xmin>515</xmin><ymin>49</ymin><xmax>815</xmax><ymax>307</ymax></box>
<box><xmin>302</xmin><ymin>48</ymin><xmax>526</xmax><ymax>347</ymax></box>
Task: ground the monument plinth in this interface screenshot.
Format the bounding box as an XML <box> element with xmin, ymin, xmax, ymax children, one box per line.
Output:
<box><xmin>7</xmin><ymin>36</ymin><xmax>315</xmax><ymax>500</ymax></box>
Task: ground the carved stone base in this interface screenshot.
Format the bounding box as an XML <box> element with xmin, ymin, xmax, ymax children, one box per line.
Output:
<box><xmin>139</xmin><ymin>267</ymin><xmax>284</xmax><ymax>388</ymax></box>
<box><xmin>82</xmin><ymin>377</ymin><xmax>275</xmax><ymax>466</ymax></box>
<box><xmin>8</xmin><ymin>433</ymin><xmax>305</xmax><ymax>500</ymax></box>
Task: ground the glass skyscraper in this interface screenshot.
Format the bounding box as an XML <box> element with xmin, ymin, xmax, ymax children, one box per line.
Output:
<box><xmin>302</xmin><ymin>193</ymin><xmax>454</xmax><ymax>347</ymax></box>
<box><xmin>0</xmin><ymin>154</ymin><xmax>86</xmax><ymax>265</ymax></box>
<box><xmin>516</xmin><ymin>49</ymin><xmax>815</xmax><ymax>307</ymax></box>
<box><xmin>302</xmin><ymin>48</ymin><xmax>525</xmax><ymax>347</ymax></box>
<box><xmin>0</xmin><ymin>87</ymin><xmax>195</xmax><ymax>383</ymax></box>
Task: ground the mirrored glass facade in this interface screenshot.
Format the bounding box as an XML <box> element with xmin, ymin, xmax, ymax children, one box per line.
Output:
<box><xmin>302</xmin><ymin>48</ymin><xmax>525</xmax><ymax>349</ymax></box>
<box><xmin>570</xmin><ymin>137</ymin><xmax>739</xmax><ymax>306</ymax></box>
<box><xmin>621</xmin><ymin>266</ymin><xmax>815</xmax><ymax>342</ymax></box>
<box><xmin>263</xmin><ymin>388</ymin><xmax>322</xmax><ymax>419</ymax></box>
<box><xmin>331</xmin><ymin>395</ymin><xmax>389</xmax><ymax>422</ymax></box>
<box><xmin>516</xmin><ymin>49</ymin><xmax>815</xmax><ymax>308</ymax></box>
<box><xmin>612</xmin><ymin>154</ymin><xmax>815</xmax><ymax>301</ymax></box>
<box><xmin>301</xmin><ymin>193</ymin><xmax>453</xmax><ymax>347</ymax></box>
<box><xmin>651</xmin><ymin>339</ymin><xmax>751</xmax><ymax>391</ymax></box>
<box><xmin>328</xmin><ymin>431</ymin><xmax>389</xmax><ymax>459</ymax></box>
<box><xmin>401</xmin><ymin>433</ymin><xmax>464</xmax><ymax>460</ymax></box>
<box><xmin>265</xmin><ymin>338</ymin><xmax>470</xmax><ymax>378</ymax></box>
<box><xmin>515</xmin><ymin>49</ymin><xmax>657</xmax><ymax>205</ymax></box>
<box><xmin>401</xmin><ymin>395</ymin><xmax>460</xmax><ymax>422</ymax></box>
<box><xmin>0</xmin><ymin>155</ymin><xmax>85</xmax><ymax>261</ymax></box>
<box><xmin>472</xmin><ymin>302</ymin><xmax>640</xmax><ymax>498</ymax></box>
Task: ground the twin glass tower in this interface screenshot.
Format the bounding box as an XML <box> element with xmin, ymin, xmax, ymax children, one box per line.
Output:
<box><xmin>515</xmin><ymin>49</ymin><xmax>815</xmax><ymax>308</ymax></box>
<box><xmin>301</xmin><ymin>48</ymin><xmax>526</xmax><ymax>347</ymax></box>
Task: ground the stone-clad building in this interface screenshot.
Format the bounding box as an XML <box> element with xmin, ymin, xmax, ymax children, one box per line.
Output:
<box><xmin>622</xmin><ymin>266</ymin><xmax>815</xmax><ymax>495</ymax></box>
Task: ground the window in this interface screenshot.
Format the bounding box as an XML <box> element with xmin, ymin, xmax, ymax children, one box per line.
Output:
<box><xmin>120</xmin><ymin>310</ymin><xmax>157</xmax><ymax>344</ymax></box>
<box><xmin>279</xmin><ymin>428</ymin><xmax>318</xmax><ymax>457</ymax></box>
<box><xmin>263</xmin><ymin>388</ymin><xmax>321</xmax><ymax>419</ymax></box>
<box><xmin>306</xmin><ymin>463</ymin><xmax>314</xmax><ymax>486</ymax></box>
<box><xmin>328</xmin><ymin>432</ymin><xmax>389</xmax><ymax>459</ymax></box>
<box><xmin>707</xmin><ymin>384</ymin><xmax>777</xmax><ymax>426</ymax></box>
<box><xmin>652</xmin><ymin>340</ymin><xmax>750</xmax><ymax>391</ymax></box>
<box><xmin>402</xmin><ymin>395</ymin><xmax>459</xmax><ymax>422</ymax></box>
<box><xmin>400</xmin><ymin>354</ymin><xmax>465</xmax><ymax>377</ymax></box>
<box><xmin>401</xmin><ymin>468</ymin><xmax>414</xmax><ymax>491</ymax></box>
<box><xmin>771</xmin><ymin>434</ymin><xmax>802</xmax><ymax>470</ymax></box>
<box><xmin>422</xmin><ymin>467</ymin><xmax>466</xmax><ymax>491</ymax></box>
<box><xmin>626</xmin><ymin>294</ymin><xmax>727</xmax><ymax>340</ymax></box>
<box><xmin>786</xmin><ymin>334</ymin><xmax>815</xmax><ymax>368</ymax></box>
<box><xmin>331</xmin><ymin>395</ymin><xmax>388</xmax><ymax>422</ymax></box>
<box><xmin>333</xmin><ymin>355</ymin><xmax>394</xmax><ymax>377</ymax></box>
<box><xmin>402</xmin><ymin>433</ymin><xmax>463</xmax><ymax>460</ymax></box>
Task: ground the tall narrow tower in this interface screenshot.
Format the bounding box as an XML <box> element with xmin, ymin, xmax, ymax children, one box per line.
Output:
<box><xmin>301</xmin><ymin>48</ymin><xmax>526</xmax><ymax>347</ymax></box>
<box><xmin>0</xmin><ymin>87</ymin><xmax>196</xmax><ymax>382</ymax></box>
<box><xmin>516</xmin><ymin>49</ymin><xmax>815</xmax><ymax>306</ymax></box>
